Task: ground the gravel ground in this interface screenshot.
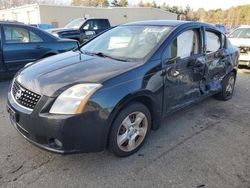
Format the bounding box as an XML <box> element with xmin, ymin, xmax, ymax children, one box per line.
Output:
<box><xmin>0</xmin><ymin>68</ymin><xmax>249</xmax><ymax>188</ymax></box>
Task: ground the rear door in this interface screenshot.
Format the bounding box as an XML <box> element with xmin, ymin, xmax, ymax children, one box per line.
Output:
<box><xmin>204</xmin><ymin>29</ymin><xmax>227</xmax><ymax>88</ymax></box>
<box><xmin>162</xmin><ymin>27</ymin><xmax>206</xmax><ymax>114</ymax></box>
<box><xmin>2</xmin><ymin>25</ymin><xmax>47</xmax><ymax>71</ymax></box>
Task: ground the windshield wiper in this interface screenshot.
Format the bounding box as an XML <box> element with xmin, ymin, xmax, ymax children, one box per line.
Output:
<box><xmin>81</xmin><ymin>51</ymin><xmax>129</xmax><ymax>62</ymax></box>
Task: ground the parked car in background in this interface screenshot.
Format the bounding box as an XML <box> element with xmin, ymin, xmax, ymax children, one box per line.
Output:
<box><xmin>215</xmin><ymin>24</ymin><xmax>229</xmax><ymax>35</ymax></box>
<box><xmin>0</xmin><ymin>21</ymin><xmax>79</xmax><ymax>80</ymax></box>
<box><xmin>31</xmin><ymin>23</ymin><xmax>54</xmax><ymax>30</ymax></box>
<box><xmin>47</xmin><ymin>18</ymin><xmax>111</xmax><ymax>43</ymax></box>
<box><xmin>228</xmin><ymin>25</ymin><xmax>250</xmax><ymax>67</ymax></box>
<box><xmin>7</xmin><ymin>20</ymin><xmax>239</xmax><ymax>157</ymax></box>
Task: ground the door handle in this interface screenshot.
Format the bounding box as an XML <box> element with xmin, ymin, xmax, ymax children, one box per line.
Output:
<box><xmin>36</xmin><ymin>45</ymin><xmax>43</xmax><ymax>49</ymax></box>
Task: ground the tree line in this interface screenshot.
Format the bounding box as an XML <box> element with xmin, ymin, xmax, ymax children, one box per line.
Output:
<box><xmin>187</xmin><ymin>5</ymin><xmax>250</xmax><ymax>27</ymax></box>
<box><xmin>71</xmin><ymin>0</ymin><xmax>128</xmax><ymax>7</ymax></box>
<box><xmin>0</xmin><ymin>0</ymin><xmax>129</xmax><ymax>9</ymax></box>
<box><xmin>137</xmin><ymin>1</ymin><xmax>250</xmax><ymax>27</ymax></box>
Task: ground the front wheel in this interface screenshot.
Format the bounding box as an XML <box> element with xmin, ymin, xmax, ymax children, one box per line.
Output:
<box><xmin>108</xmin><ymin>102</ymin><xmax>151</xmax><ymax>157</ymax></box>
<box><xmin>214</xmin><ymin>72</ymin><xmax>236</xmax><ymax>101</ymax></box>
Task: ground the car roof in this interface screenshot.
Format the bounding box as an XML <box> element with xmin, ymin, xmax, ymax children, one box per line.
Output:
<box><xmin>0</xmin><ymin>21</ymin><xmax>24</xmax><ymax>25</ymax></box>
<box><xmin>123</xmin><ymin>20</ymin><xmax>209</xmax><ymax>27</ymax></box>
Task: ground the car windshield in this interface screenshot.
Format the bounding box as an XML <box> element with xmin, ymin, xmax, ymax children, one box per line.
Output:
<box><xmin>80</xmin><ymin>25</ymin><xmax>173</xmax><ymax>61</ymax></box>
<box><xmin>65</xmin><ymin>18</ymin><xmax>85</xmax><ymax>29</ymax></box>
<box><xmin>229</xmin><ymin>28</ymin><xmax>250</xmax><ymax>38</ymax></box>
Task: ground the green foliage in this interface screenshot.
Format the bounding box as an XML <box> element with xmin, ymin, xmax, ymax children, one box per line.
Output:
<box><xmin>119</xmin><ymin>0</ymin><xmax>128</xmax><ymax>7</ymax></box>
<box><xmin>111</xmin><ymin>0</ymin><xmax>119</xmax><ymax>6</ymax></box>
<box><xmin>71</xmin><ymin>0</ymin><xmax>109</xmax><ymax>7</ymax></box>
<box><xmin>151</xmin><ymin>1</ymin><xmax>157</xmax><ymax>8</ymax></box>
<box><xmin>110</xmin><ymin>0</ymin><xmax>127</xmax><ymax>7</ymax></box>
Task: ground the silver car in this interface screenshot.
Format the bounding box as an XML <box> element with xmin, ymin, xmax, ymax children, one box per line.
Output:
<box><xmin>228</xmin><ymin>26</ymin><xmax>250</xmax><ymax>67</ymax></box>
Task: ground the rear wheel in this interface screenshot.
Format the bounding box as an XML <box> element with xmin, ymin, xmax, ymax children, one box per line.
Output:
<box><xmin>109</xmin><ymin>102</ymin><xmax>151</xmax><ymax>157</ymax></box>
<box><xmin>214</xmin><ymin>72</ymin><xmax>236</xmax><ymax>101</ymax></box>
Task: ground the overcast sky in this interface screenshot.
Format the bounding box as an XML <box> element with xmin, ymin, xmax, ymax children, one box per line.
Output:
<box><xmin>128</xmin><ymin>0</ymin><xmax>250</xmax><ymax>10</ymax></box>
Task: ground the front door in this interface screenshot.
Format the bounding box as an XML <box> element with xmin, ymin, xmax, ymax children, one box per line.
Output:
<box><xmin>162</xmin><ymin>28</ymin><xmax>206</xmax><ymax>114</ymax></box>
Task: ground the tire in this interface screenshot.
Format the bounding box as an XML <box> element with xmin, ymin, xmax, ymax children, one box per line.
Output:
<box><xmin>108</xmin><ymin>102</ymin><xmax>151</xmax><ymax>157</ymax></box>
<box><xmin>214</xmin><ymin>72</ymin><xmax>236</xmax><ymax>101</ymax></box>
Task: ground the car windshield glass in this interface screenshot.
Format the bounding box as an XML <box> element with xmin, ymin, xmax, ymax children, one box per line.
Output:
<box><xmin>65</xmin><ymin>18</ymin><xmax>85</xmax><ymax>29</ymax></box>
<box><xmin>80</xmin><ymin>25</ymin><xmax>173</xmax><ymax>61</ymax></box>
<box><xmin>229</xmin><ymin>28</ymin><xmax>250</xmax><ymax>38</ymax></box>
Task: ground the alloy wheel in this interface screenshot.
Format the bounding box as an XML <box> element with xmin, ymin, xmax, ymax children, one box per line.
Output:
<box><xmin>117</xmin><ymin>112</ymin><xmax>148</xmax><ymax>152</ymax></box>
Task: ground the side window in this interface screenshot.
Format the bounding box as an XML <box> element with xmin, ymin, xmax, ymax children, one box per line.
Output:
<box><xmin>4</xmin><ymin>26</ymin><xmax>30</xmax><ymax>43</ymax></box>
<box><xmin>166</xmin><ymin>29</ymin><xmax>199</xmax><ymax>60</ymax></box>
<box><xmin>29</xmin><ymin>31</ymin><xmax>43</xmax><ymax>42</ymax></box>
<box><xmin>93</xmin><ymin>20</ymin><xmax>99</xmax><ymax>30</ymax></box>
<box><xmin>205</xmin><ymin>31</ymin><xmax>221</xmax><ymax>53</ymax></box>
<box><xmin>83</xmin><ymin>21</ymin><xmax>91</xmax><ymax>30</ymax></box>
<box><xmin>94</xmin><ymin>20</ymin><xmax>108</xmax><ymax>30</ymax></box>
<box><xmin>83</xmin><ymin>21</ymin><xmax>94</xmax><ymax>30</ymax></box>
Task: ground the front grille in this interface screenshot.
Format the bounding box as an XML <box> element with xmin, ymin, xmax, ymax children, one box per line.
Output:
<box><xmin>12</xmin><ymin>81</ymin><xmax>41</xmax><ymax>110</ymax></box>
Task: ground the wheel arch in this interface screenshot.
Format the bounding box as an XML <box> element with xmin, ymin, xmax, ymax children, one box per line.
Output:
<box><xmin>105</xmin><ymin>92</ymin><xmax>161</xmax><ymax>148</ymax></box>
<box><xmin>105</xmin><ymin>91</ymin><xmax>162</xmax><ymax>144</ymax></box>
<box><xmin>231</xmin><ymin>68</ymin><xmax>237</xmax><ymax>76</ymax></box>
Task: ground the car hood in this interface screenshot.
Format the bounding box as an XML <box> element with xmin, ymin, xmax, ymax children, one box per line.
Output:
<box><xmin>16</xmin><ymin>51</ymin><xmax>141</xmax><ymax>97</ymax></box>
<box><xmin>47</xmin><ymin>28</ymin><xmax>79</xmax><ymax>34</ymax></box>
<box><xmin>229</xmin><ymin>38</ymin><xmax>250</xmax><ymax>48</ymax></box>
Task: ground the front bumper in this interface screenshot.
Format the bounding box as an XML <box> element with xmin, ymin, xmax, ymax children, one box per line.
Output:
<box><xmin>239</xmin><ymin>52</ymin><xmax>250</xmax><ymax>67</ymax></box>
<box><xmin>7</xmin><ymin>90</ymin><xmax>110</xmax><ymax>154</ymax></box>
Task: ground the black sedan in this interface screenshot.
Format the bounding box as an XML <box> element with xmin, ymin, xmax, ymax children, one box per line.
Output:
<box><xmin>7</xmin><ymin>20</ymin><xmax>239</xmax><ymax>157</ymax></box>
<box><xmin>0</xmin><ymin>21</ymin><xmax>79</xmax><ymax>80</ymax></box>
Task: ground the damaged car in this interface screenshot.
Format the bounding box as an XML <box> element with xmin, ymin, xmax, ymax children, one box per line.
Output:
<box><xmin>7</xmin><ymin>20</ymin><xmax>239</xmax><ymax>157</ymax></box>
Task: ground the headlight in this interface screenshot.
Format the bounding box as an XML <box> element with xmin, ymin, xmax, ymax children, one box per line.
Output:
<box><xmin>49</xmin><ymin>83</ymin><xmax>102</xmax><ymax>114</ymax></box>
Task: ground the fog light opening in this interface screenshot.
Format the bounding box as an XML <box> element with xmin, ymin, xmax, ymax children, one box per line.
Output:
<box><xmin>49</xmin><ymin>138</ymin><xmax>63</xmax><ymax>149</ymax></box>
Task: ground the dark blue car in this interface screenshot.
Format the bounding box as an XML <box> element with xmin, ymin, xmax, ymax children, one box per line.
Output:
<box><xmin>7</xmin><ymin>20</ymin><xmax>239</xmax><ymax>157</ymax></box>
<box><xmin>0</xmin><ymin>21</ymin><xmax>79</xmax><ymax>80</ymax></box>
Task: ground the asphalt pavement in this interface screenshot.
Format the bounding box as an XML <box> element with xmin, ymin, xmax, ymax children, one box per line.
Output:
<box><xmin>0</xmin><ymin>69</ymin><xmax>249</xmax><ymax>188</ymax></box>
